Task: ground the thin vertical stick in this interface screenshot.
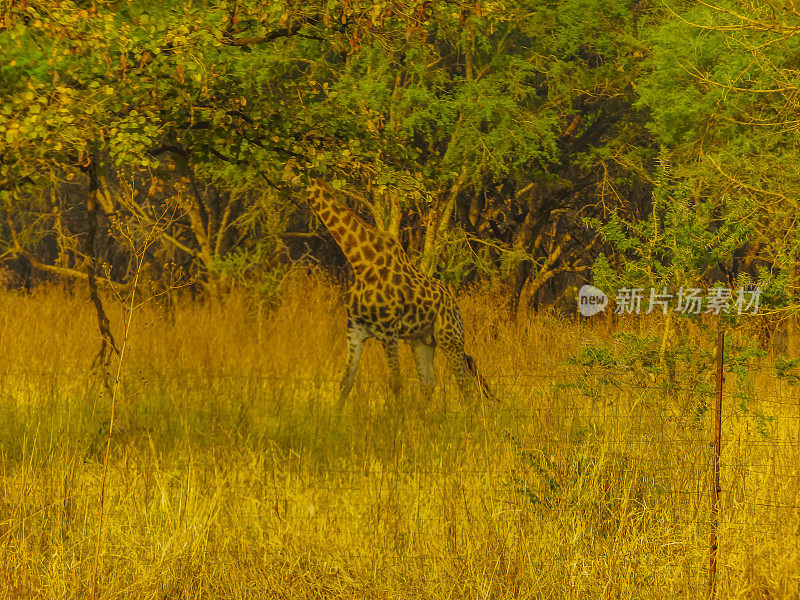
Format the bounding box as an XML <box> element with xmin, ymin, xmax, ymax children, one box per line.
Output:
<box><xmin>709</xmin><ymin>328</ymin><xmax>724</xmax><ymax>599</ymax></box>
<box><xmin>90</xmin><ymin>198</ymin><xmax>173</xmax><ymax>599</ymax></box>
<box><xmin>91</xmin><ymin>264</ymin><xmax>140</xmax><ymax>600</ymax></box>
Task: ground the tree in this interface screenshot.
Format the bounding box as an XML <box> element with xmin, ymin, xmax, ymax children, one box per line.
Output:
<box><xmin>636</xmin><ymin>0</ymin><xmax>800</xmax><ymax>346</ymax></box>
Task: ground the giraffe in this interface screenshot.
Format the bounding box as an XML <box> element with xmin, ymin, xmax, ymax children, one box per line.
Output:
<box><xmin>305</xmin><ymin>179</ymin><xmax>497</xmax><ymax>404</ymax></box>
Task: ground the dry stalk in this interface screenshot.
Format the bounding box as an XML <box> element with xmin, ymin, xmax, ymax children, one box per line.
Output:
<box><xmin>90</xmin><ymin>203</ymin><xmax>184</xmax><ymax>600</ymax></box>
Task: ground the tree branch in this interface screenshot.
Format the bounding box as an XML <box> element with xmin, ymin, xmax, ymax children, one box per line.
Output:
<box><xmin>221</xmin><ymin>18</ymin><xmax>319</xmax><ymax>46</ymax></box>
<box><xmin>5</xmin><ymin>216</ymin><xmax>111</xmax><ymax>285</ymax></box>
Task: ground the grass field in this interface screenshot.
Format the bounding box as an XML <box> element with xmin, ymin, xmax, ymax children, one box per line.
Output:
<box><xmin>1</xmin><ymin>273</ymin><xmax>798</xmax><ymax>599</ymax></box>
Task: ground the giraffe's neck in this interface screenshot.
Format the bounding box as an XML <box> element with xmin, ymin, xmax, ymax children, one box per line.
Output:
<box><xmin>307</xmin><ymin>181</ymin><xmax>377</xmax><ymax>270</ymax></box>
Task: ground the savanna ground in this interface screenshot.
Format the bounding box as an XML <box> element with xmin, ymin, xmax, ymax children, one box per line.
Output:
<box><xmin>1</xmin><ymin>272</ymin><xmax>798</xmax><ymax>599</ymax></box>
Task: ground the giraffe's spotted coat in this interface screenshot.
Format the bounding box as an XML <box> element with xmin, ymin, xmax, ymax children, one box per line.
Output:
<box><xmin>307</xmin><ymin>179</ymin><xmax>496</xmax><ymax>403</ymax></box>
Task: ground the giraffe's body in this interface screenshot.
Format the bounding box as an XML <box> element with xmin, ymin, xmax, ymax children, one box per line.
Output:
<box><xmin>306</xmin><ymin>179</ymin><xmax>495</xmax><ymax>402</ymax></box>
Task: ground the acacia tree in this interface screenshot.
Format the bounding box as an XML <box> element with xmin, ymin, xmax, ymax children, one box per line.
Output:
<box><xmin>631</xmin><ymin>0</ymin><xmax>800</xmax><ymax>347</ymax></box>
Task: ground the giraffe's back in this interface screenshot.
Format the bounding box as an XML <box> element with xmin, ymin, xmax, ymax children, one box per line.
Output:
<box><xmin>346</xmin><ymin>233</ymin><xmax>457</xmax><ymax>341</ymax></box>
<box><xmin>348</xmin><ymin>275</ymin><xmax>444</xmax><ymax>340</ymax></box>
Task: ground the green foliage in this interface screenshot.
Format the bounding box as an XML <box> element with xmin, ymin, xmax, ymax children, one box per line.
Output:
<box><xmin>211</xmin><ymin>243</ymin><xmax>285</xmax><ymax>292</ymax></box>
<box><xmin>0</xmin><ymin>0</ymin><xmax>653</xmax><ymax>287</ymax></box>
<box><xmin>1</xmin><ymin>0</ymin><xmax>796</xmax><ymax>305</ymax></box>
<box><xmin>589</xmin><ymin>170</ymin><xmax>756</xmax><ymax>293</ymax></box>
<box><xmin>566</xmin><ymin>328</ymin><xmax>770</xmax><ymax>429</ymax></box>
<box><xmin>775</xmin><ymin>356</ymin><xmax>800</xmax><ymax>387</ymax></box>
<box><xmin>632</xmin><ymin>0</ymin><xmax>800</xmax><ymax>315</ymax></box>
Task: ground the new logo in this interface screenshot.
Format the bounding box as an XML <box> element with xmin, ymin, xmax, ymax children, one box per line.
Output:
<box><xmin>578</xmin><ymin>285</ymin><xmax>609</xmax><ymax>317</ymax></box>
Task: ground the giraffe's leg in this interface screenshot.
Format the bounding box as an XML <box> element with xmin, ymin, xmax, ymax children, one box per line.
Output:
<box><xmin>441</xmin><ymin>345</ymin><xmax>475</xmax><ymax>400</ymax></box>
<box><xmin>439</xmin><ymin>342</ymin><xmax>498</xmax><ymax>403</ymax></box>
<box><xmin>434</xmin><ymin>310</ymin><xmax>481</xmax><ymax>401</ymax></box>
<box><xmin>339</xmin><ymin>319</ymin><xmax>370</xmax><ymax>403</ymax></box>
<box><xmin>436</xmin><ymin>337</ymin><xmax>473</xmax><ymax>399</ymax></box>
<box><xmin>409</xmin><ymin>338</ymin><xmax>436</xmax><ymax>399</ymax></box>
<box><xmin>382</xmin><ymin>337</ymin><xmax>403</xmax><ymax>398</ymax></box>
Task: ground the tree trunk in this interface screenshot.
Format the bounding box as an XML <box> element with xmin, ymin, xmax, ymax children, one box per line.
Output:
<box><xmin>420</xmin><ymin>167</ymin><xmax>467</xmax><ymax>274</ymax></box>
<box><xmin>86</xmin><ymin>157</ymin><xmax>118</xmax><ymax>369</ymax></box>
<box><xmin>509</xmin><ymin>212</ymin><xmax>538</xmax><ymax>317</ymax></box>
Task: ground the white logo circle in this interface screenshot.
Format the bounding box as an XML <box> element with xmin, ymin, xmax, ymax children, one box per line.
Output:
<box><xmin>578</xmin><ymin>285</ymin><xmax>608</xmax><ymax>317</ymax></box>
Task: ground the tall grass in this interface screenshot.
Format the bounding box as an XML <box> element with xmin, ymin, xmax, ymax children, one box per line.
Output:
<box><xmin>0</xmin><ymin>272</ymin><xmax>798</xmax><ymax>598</ymax></box>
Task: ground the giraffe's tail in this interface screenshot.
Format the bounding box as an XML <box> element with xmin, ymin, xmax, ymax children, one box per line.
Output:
<box><xmin>465</xmin><ymin>355</ymin><xmax>499</xmax><ymax>403</ymax></box>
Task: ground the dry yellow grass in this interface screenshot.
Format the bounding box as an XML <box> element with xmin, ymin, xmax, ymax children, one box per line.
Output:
<box><xmin>0</xmin><ymin>272</ymin><xmax>798</xmax><ymax>599</ymax></box>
